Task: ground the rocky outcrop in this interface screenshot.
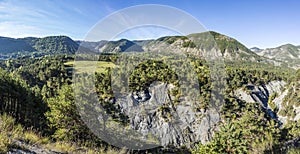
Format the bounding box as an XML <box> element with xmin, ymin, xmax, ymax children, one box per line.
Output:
<box><xmin>235</xmin><ymin>80</ymin><xmax>287</xmax><ymax>121</ymax></box>
<box><xmin>116</xmin><ymin>82</ymin><xmax>220</xmax><ymax>148</ymax></box>
<box><xmin>235</xmin><ymin>80</ymin><xmax>300</xmax><ymax>124</ymax></box>
<box><xmin>235</xmin><ymin>81</ymin><xmax>286</xmax><ymax>106</ymax></box>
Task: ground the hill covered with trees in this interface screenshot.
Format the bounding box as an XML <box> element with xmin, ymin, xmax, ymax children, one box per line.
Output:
<box><xmin>0</xmin><ymin>36</ymin><xmax>78</xmax><ymax>59</ymax></box>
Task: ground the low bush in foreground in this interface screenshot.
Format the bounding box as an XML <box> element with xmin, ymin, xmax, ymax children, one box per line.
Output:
<box><xmin>0</xmin><ymin>114</ymin><xmax>119</xmax><ymax>153</ymax></box>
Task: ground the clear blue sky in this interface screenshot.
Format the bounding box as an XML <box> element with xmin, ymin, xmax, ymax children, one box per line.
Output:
<box><xmin>0</xmin><ymin>0</ymin><xmax>299</xmax><ymax>48</ymax></box>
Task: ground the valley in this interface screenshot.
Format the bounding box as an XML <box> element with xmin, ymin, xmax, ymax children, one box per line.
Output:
<box><xmin>0</xmin><ymin>31</ymin><xmax>299</xmax><ymax>153</ymax></box>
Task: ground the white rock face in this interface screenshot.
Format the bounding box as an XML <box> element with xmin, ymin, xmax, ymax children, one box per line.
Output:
<box><xmin>235</xmin><ymin>81</ymin><xmax>287</xmax><ymax>123</ymax></box>
<box><xmin>235</xmin><ymin>80</ymin><xmax>300</xmax><ymax>125</ymax></box>
<box><xmin>116</xmin><ymin>82</ymin><xmax>220</xmax><ymax>147</ymax></box>
<box><xmin>114</xmin><ymin>80</ymin><xmax>300</xmax><ymax>148</ymax></box>
<box><xmin>235</xmin><ymin>81</ymin><xmax>286</xmax><ymax>107</ymax></box>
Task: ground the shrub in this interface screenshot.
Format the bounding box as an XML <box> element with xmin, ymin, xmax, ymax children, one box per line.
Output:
<box><xmin>0</xmin><ymin>114</ymin><xmax>23</xmax><ymax>153</ymax></box>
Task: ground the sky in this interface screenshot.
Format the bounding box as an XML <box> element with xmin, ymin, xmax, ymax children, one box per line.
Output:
<box><xmin>0</xmin><ymin>0</ymin><xmax>299</xmax><ymax>48</ymax></box>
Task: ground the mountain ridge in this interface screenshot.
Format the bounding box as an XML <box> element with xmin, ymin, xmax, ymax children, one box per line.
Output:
<box><xmin>0</xmin><ymin>35</ymin><xmax>78</xmax><ymax>58</ymax></box>
<box><xmin>257</xmin><ymin>43</ymin><xmax>300</xmax><ymax>68</ymax></box>
<box><xmin>1</xmin><ymin>32</ymin><xmax>300</xmax><ymax>69</ymax></box>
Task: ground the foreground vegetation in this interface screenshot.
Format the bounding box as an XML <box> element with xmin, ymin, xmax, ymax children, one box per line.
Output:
<box><xmin>0</xmin><ymin>114</ymin><xmax>120</xmax><ymax>153</ymax></box>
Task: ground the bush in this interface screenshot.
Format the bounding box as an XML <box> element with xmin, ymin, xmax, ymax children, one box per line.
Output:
<box><xmin>0</xmin><ymin>114</ymin><xmax>23</xmax><ymax>153</ymax></box>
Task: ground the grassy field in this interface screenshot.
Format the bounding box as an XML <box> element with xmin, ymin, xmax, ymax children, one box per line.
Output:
<box><xmin>64</xmin><ymin>61</ymin><xmax>115</xmax><ymax>73</ymax></box>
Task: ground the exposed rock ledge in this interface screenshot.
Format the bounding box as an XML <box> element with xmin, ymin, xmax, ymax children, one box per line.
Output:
<box><xmin>116</xmin><ymin>82</ymin><xmax>220</xmax><ymax>148</ymax></box>
<box><xmin>235</xmin><ymin>81</ymin><xmax>287</xmax><ymax>123</ymax></box>
<box><xmin>235</xmin><ymin>80</ymin><xmax>300</xmax><ymax>125</ymax></box>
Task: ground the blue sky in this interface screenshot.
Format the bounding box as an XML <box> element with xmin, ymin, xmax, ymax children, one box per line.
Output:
<box><xmin>0</xmin><ymin>0</ymin><xmax>299</xmax><ymax>48</ymax></box>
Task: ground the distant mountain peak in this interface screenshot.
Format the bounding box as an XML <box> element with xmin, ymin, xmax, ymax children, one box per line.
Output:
<box><xmin>256</xmin><ymin>43</ymin><xmax>300</xmax><ymax>68</ymax></box>
<box><xmin>141</xmin><ymin>31</ymin><xmax>261</xmax><ymax>61</ymax></box>
<box><xmin>250</xmin><ymin>47</ymin><xmax>263</xmax><ymax>52</ymax></box>
<box><xmin>100</xmin><ymin>39</ymin><xmax>144</xmax><ymax>53</ymax></box>
<box><xmin>278</xmin><ymin>43</ymin><xmax>298</xmax><ymax>48</ymax></box>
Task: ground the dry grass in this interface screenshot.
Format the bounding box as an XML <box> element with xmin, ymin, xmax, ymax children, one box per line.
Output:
<box><xmin>0</xmin><ymin>114</ymin><xmax>23</xmax><ymax>153</ymax></box>
<box><xmin>0</xmin><ymin>114</ymin><xmax>120</xmax><ymax>153</ymax></box>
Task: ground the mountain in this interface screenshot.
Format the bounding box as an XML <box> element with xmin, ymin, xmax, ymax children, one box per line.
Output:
<box><xmin>0</xmin><ymin>31</ymin><xmax>266</xmax><ymax>61</ymax></box>
<box><xmin>257</xmin><ymin>44</ymin><xmax>300</xmax><ymax>59</ymax></box>
<box><xmin>2</xmin><ymin>32</ymin><xmax>300</xmax><ymax>68</ymax></box>
<box><xmin>0</xmin><ymin>36</ymin><xmax>78</xmax><ymax>58</ymax></box>
<box><xmin>250</xmin><ymin>47</ymin><xmax>263</xmax><ymax>52</ymax></box>
<box><xmin>76</xmin><ymin>40</ymin><xmax>108</xmax><ymax>53</ymax></box>
<box><xmin>257</xmin><ymin>44</ymin><xmax>300</xmax><ymax>68</ymax></box>
<box><xmin>143</xmin><ymin>31</ymin><xmax>262</xmax><ymax>61</ymax></box>
<box><xmin>0</xmin><ymin>37</ymin><xmax>36</xmax><ymax>53</ymax></box>
<box><xmin>99</xmin><ymin>39</ymin><xmax>144</xmax><ymax>53</ymax></box>
<box><xmin>74</xmin><ymin>31</ymin><xmax>261</xmax><ymax>62</ymax></box>
<box><xmin>195</xmin><ymin>31</ymin><xmax>261</xmax><ymax>60</ymax></box>
<box><xmin>32</xmin><ymin>36</ymin><xmax>78</xmax><ymax>54</ymax></box>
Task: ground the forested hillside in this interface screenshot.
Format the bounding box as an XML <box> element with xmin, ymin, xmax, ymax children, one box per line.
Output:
<box><xmin>0</xmin><ymin>36</ymin><xmax>78</xmax><ymax>59</ymax></box>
